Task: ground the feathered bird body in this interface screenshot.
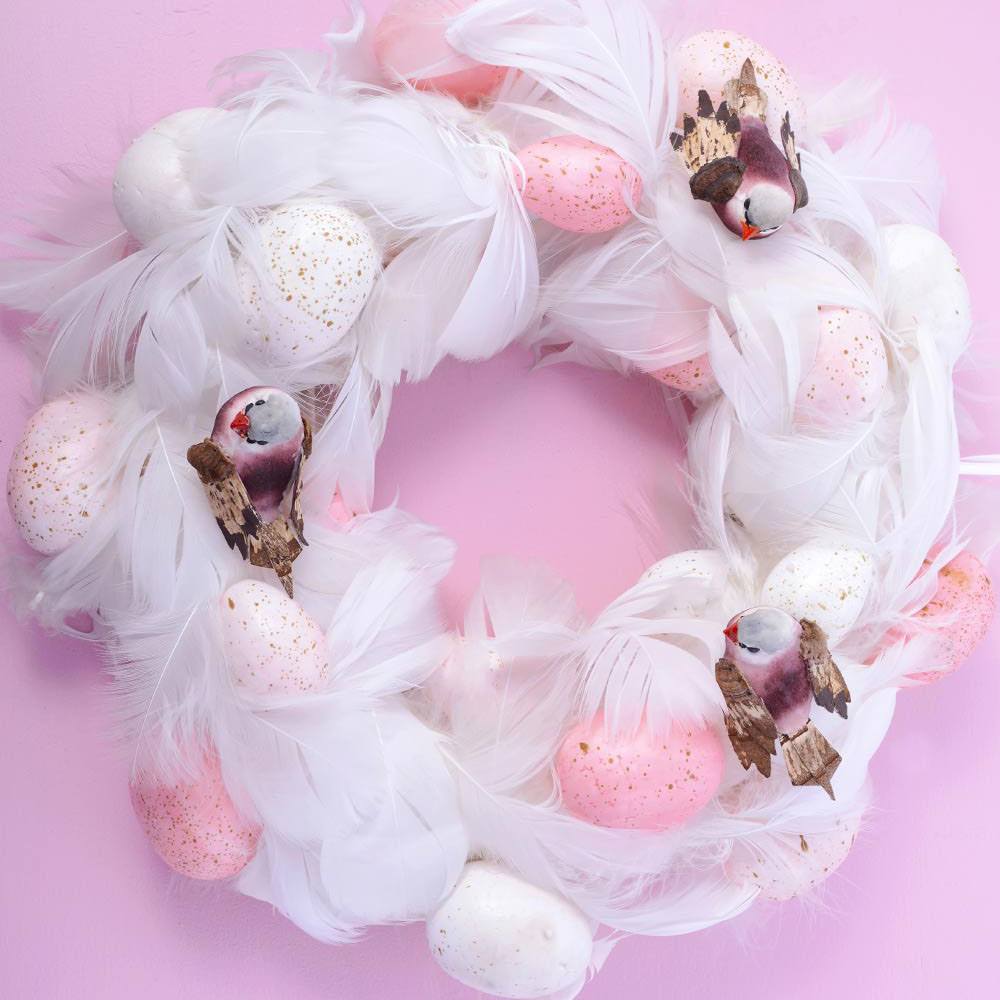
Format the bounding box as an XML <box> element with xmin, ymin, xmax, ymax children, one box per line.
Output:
<box><xmin>187</xmin><ymin>387</ymin><xmax>311</xmax><ymax>596</ymax></box>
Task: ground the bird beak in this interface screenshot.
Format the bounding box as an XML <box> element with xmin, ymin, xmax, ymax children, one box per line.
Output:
<box><xmin>230</xmin><ymin>411</ymin><xmax>251</xmax><ymax>437</ymax></box>
<box><xmin>741</xmin><ymin>221</ymin><xmax>760</xmax><ymax>241</ymax></box>
<box><xmin>724</xmin><ymin>622</ymin><xmax>739</xmax><ymax>643</ymax></box>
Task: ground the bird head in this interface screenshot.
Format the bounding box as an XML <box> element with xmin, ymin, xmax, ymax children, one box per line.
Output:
<box><xmin>724</xmin><ymin>606</ymin><xmax>801</xmax><ymax>667</ymax></box>
<box><xmin>718</xmin><ymin>181</ymin><xmax>796</xmax><ymax>241</ymax></box>
<box><xmin>213</xmin><ymin>386</ymin><xmax>303</xmax><ymax>452</ymax></box>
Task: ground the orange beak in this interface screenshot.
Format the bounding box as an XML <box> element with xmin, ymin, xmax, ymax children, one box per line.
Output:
<box><xmin>741</xmin><ymin>220</ymin><xmax>760</xmax><ymax>241</ymax></box>
<box><xmin>724</xmin><ymin>621</ymin><xmax>739</xmax><ymax>643</ymax></box>
<box><xmin>230</xmin><ymin>411</ymin><xmax>250</xmax><ymax>437</ymax></box>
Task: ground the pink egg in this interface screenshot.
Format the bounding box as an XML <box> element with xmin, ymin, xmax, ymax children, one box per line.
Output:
<box><xmin>519</xmin><ymin>135</ymin><xmax>643</xmax><ymax>234</ymax></box>
<box><xmin>650</xmin><ymin>353</ymin><xmax>716</xmax><ymax>392</ymax></box>
<box><xmin>795</xmin><ymin>307</ymin><xmax>888</xmax><ymax>426</ymax></box>
<box><xmin>329</xmin><ymin>486</ymin><xmax>357</xmax><ymax>525</ymax></box>
<box><xmin>221</xmin><ymin>580</ymin><xmax>329</xmax><ymax>697</ymax></box>
<box><xmin>727</xmin><ymin>814</ymin><xmax>860</xmax><ymax>901</ymax></box>
<box><xmin>374</xmin><ymin>0</ymin><xmax>506</xmax><ymax>104</ymax></box>
<box><xmin>555</xmin><ymin>716</ymin><xmax>724</xmax><ymax>830</ymax></box>
<box><xmin>130</xmin><ymin>751</ymin><xmax>261</xmax><ymax>880</ymax></box>
<box><xmin>6</xmin><ymin>393</ymin><xmax>113</xmax><ymax>555</ymax></box>
<box><xmin>676</xmin><ymin>29</ymin><xmax>806</xmax><ymax>146</ymax></box>
<box><xmin>908</xmin><ymin>551</ymin><xmax>996</xmax><ymax>684</ymax></box>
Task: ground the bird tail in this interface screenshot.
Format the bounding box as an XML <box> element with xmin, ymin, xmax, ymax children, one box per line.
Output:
<box><xmin>723</xmin><ymin>58</ymin><xmax>768</xmax><ymax>120</ymax></box>
<box><xmin>782</xmin><ymin>722</ymin><xmax>841</xmax><ymax>800</ymax></box>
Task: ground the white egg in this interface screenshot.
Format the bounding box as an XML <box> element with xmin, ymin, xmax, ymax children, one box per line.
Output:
<box><xmin>427</xmin><ymin>861</ymin><xmax>593</xmax><ymax>999</ymax></box>
<box><xmin>221</xmin><ymin>580</ymin><xmax>329</xmax><ymax>697</ymax></box>
<box><xmin>676</xmin><ymin>29</ymin><xmax>807</xmax><ymax>146</ymax></box>
<box><xmin>236</xmin><ymin>203</ymin><xmax>379</xmax><ymax>364</ymax></box>
<box><xmin>762</xmin><ymin>543</ymin><xmax>874</xmax><ymax>640</ymax></box>
<box><xmin>6</xmin><ymin>394</ymin><xmax>113</xmax><ymax>556</ymax></box>
<box><xmin>639</xmin><ymin>549</ymin><xmax>731</xmax><ymax>616</ymax></box>
<box><xmin>882</xmin><ymin>224</ymin><xmax>971</xmax><ymax>362</ymax></box>
<box><xmin>113</xmin><ymin>108</ymin><xmax>224</xmax><ymax>244</ymax></box>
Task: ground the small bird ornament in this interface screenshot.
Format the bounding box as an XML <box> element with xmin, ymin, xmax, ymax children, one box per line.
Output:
<box><xmin>187</xmin><ymin>387</ymin><xmax>311</xmax><ymax>597</ymax></box>
<box><xmin>672</xmin><ymin>59</ymin><xmax>808</xmax><ymax>240</ymax></box>
<box><xmin>715</xmin><ymin>606</ymin><xmax>850</xmax><ymax>798</ymax></box>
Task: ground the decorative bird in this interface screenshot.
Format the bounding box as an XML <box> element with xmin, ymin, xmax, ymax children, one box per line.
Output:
<box><xmin>714</xmin><ymin>606</ymin><xmax>849</xmax><ymax>798</ymax></box>
<box><xmin>671</xmin><ymin>59</ymin><xmax>808</xmax><ymax>240</ymax></box>
<box><xmin>187</xmin><ymin>386</ymin><xmax>311</xmax><ymax>597</ymax></box>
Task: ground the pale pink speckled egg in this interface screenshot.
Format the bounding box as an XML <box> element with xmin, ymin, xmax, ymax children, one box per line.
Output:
<box><xmin>374</xmin><ymin>0</ymin><xmax>506</xmax><ymax>104</ymax></box>
<box><xmin>650</xmin><ymin>353</ymin><xmax>717</xmax><ymax>393</ymax></box>
<box><xmin>519</xmin><ymin>136</ymin><xmax>643</xmax><ymax>234</ymax></box>
<box><xmin>908</xmin><ymin>551</ymin><xmax>996</xmax><ymax>684</ymax></box>
<box><xmin>727</xmin><ymin>814</ymin><xmax>860</xmax><ymax>901</ymax></box>
<box><xmin>329</xmin><ymin>486</ymin><xmax>357</xmax><ymax>525</ymax></box>
<box><xmin>6</xmin><ymin>394</ymin><xmax>114</xmax><ymax>556</ymax></box>
<box><xmin>795</xmin><ymin>307</ymin><xmax>888</xmax><ymax>426</ymax></box>
<box><xmin>676</xmin><ymin>30</ymin><xmax>807</xmax><ymax>146</ymax></box>
<box><xmin>556</xmin><ymin>716</ymin><xmax>724</xmax><ymax>830</ymax></box>
<box><xmin>130</xmin><ymin>752</ymin><xmax>261</xmax><ymax>880</ymax></box>
<box><xmin>221</xmin><ymin>580</ymin><xmax>329</xmax><ymax>697</ymax></box>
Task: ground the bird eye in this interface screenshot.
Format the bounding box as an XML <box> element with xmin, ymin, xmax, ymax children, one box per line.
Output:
<box><xmin>254</xmin><ymin>400</ymin><xmax>264</xmax><ymax>407</ymax></box>
<box><xmin>743</xmin><ymin>198</ymin><xmax>750</xmax><ymax>210</ymax></box>
<box><xmin>746</xmin><ymin>646</ymin><xmax>760</xmax><ymax>654</ymax></box>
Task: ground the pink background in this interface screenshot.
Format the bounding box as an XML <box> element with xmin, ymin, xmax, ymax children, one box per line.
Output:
<box><xmin>2</xmin><ymin>1</ymin><xmax>998</xmax><ymax>997</ymax></box>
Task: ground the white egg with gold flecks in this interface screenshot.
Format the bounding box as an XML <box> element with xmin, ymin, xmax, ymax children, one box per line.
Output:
<box><xmin>6</xmin><ymin>394</ymin><xmax>114</xmax><ymax>556</ymax></box>
<box><xmin>639</xmin><ymin>548</ymin><xmax>729</xmax><ymax>616</ymax></box>
<box><xmin>882</xmin><ymin>224</ymin><xmax>971</xmax><ymax>362</ymax></box>
<box><xmin>676</xmin><ymin>30</ymin><xmax>806</xmax><ymax>145</ymax></box>
<box><xmin>237</xmin><ymin>203</ymin><xmax>379</xmax><ymax>364</ymax></box>
<box><xmin>427</xmin><ymin>861</ymin><xmax>593</xmax><ymax>999</ymax></box>
<box><xmin>113</xmin><ymin>107</ymin><xmax>224</xmax><ymax>244</ymax></box>
<box><xmin>650</xmin><ymin>352</ymin><xmax>717</xmax><ymax>393</ymax></box>
<box><xmin>762</xmin><ymin>543</ymin><xmax>874</xmax><ymax>641</ymax></box>
<box><xmin>795</xmin><ymin>307</ymin><xmax>889</xmax><ymax>426</ymax></box>
<box><xmin>727</xmin><ymin>813</ymin><xmax>861</xmax><ymax>901</ymax></box>
<box><xmin>221</xmin><ymin>580</ymin><xmax>329</xmax><ymax>697</ymax></box>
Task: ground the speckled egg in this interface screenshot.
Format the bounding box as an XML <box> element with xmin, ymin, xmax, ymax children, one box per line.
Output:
<box><xmin>221</xmin><ymin>580</ymin><xmax>329</xmax><ymax>697</ymax></box>
<box><xmin>130</xmin><ymin>752</ymin><xmax>261</xmax><ymax>880</ymax></box>
<box><xmin>638</xmin><ymin>548</ymin><xmax>729</xmax><ymax>617</ymax></box>
<box><xmin>113</xmin><ymin>107</ymin><xmax>224</xmax><ymax>244</ymax></box>
<box><xmin>762</xmin><ymin>543</ymin><xmax>874</xmax><ymax>641</ymax></box>
<box><xmin>882</xmin><ymin>224</ymin><xmax>971</xmax><ymax>362</ymax></box>
<box><xmin>795</xmin><ymin>307</ymin><xmax>888</xmax><ymax>426</ymax></box>
<box><xmin>908</xmin><ymin>551</ymin><xmax>996</xmax><ymax>684</ymax></box>
<box><xmin>519</xmin><ymin>135</ymin><xmax>643</xmax><ymax>234</ymax></box>
<box><xmin>237</xmin><ymin>203</ymin><xmax>379</xmax><ymax>364</ymax></box>
<box><xmin>556</xmin><ymin>716</ymin><xmax>724</xmax><ymax>830</ymax></box>
<box><xmin>650</xmin><ymin>352</ymin><xmax>717</xmax><ymax>393</ymax></box>
<box><xmin>676</xmin><ymin>30</ymin><xmax>806</xmax><ymax>145</ymax></box>
<box><xmin>375</xmin><ymin>0</ymin><xmax>506</xmax><ymax>103</ymax></box>
<box><xmin>427</xmin><ymin>861</ymin><xmax>593</xmax><ymax>999</ymax></box>
<box><xmin>328</xmin><ymin>486</ymin><xmax>358</xmax><ymax>525</ymax></box>
<box><xmin>6</xmin><ymin>394</ymin><xmax>113</xmax><ymax>556</ymax></box>
<box><xmin>727</xmin><ymin>814</ymin><xmax>860</xmax><ymax>901</ymax></box>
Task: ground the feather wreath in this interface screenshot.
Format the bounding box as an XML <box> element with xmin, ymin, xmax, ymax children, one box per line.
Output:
<box><xmin>2</xmin><ymin>1</ymin><xmax>996</xmax><ymax>998</ymax></box>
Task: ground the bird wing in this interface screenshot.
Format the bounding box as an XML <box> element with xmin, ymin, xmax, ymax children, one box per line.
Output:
<box><xmin>671</xmin><ymin>90</ymin><xmax>745</xmax><ymax>203</ymax></box>
<box><xmin>281</xmin><ymin>417</ymin><xmax>312</xmax><ymax>547</ymax></box>
<box><xmin>780</xmin><ymin>111</ymin><xmax>809</xmax><ymax>210</ymax></box>
<box><xmin>715</xmin><ymin>657</ymin><xmax>779</xmax><ymax>777</ymax></box>
<box><xmin>799</xmin><ymin>619</ymin><xmax>850</xmax><ymax>719</ymax></box>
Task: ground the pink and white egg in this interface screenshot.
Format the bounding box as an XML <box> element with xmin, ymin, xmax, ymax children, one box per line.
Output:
<box><xmin>7</xmin><ymin>393</ymin><xmax>114</xmax><ymax>556</ymax></box>
<box><xmin>519</xmin><ymin>135</ymin><xmax>643</xmax><ymax>234</ymax></box>
<box><xmin>556</xmin><ymin>715</ymin><xmax>724</xmax><ymax>830</ymax></box>
<box><xmin>650</xmin><ymin>352</ymin><xmax>716</xmax><ymax>393</ymax></box>
<box><xmin>221</xmin><ymin>580</ymin><xmax>329</xmax><ymax>698</ymax></box>
<box><xmin>130</xmin><ymin>751</ymin><xmax>261</xmax><ymax>880</ymax></box>
<box><xmin>374</xmin><ymin>0</ymin><xmax>506</xmax><ymax>104</ymax></box>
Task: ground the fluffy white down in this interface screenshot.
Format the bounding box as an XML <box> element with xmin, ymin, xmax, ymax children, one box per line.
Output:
<box><xmin>0</xmin><ymin>1</ymin><xmax>985</xmax><ymax>998</ymax></box>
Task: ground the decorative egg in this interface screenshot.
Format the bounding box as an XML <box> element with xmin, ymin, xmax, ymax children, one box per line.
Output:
<box><xmin>556</xmin><ymin>716</ymin><xmax>724</xmax><ymax>830</ymax></box>
<box><xmin>427</xmin><ymin>861</ymin><xmax>593</xmax><ymax>999</ymax></box>
<box><xmin>236</xmin><ymin>203</ymin><xmax>379</xmax><ymax>365</ymax></box>
<box><xmin>130</xmin><ymin>751</ymin><xmax>261</xmax><ymax>880</ymax></box>
<box><xmin>908</xmin><ymin>551</ymin><xmax>995</xmax><ymax>684</ymax></box>
<box><xmin>795</xmin><ymin>307</ymin><xmax>889</xmax><ymax>426</ymax></box>
<box><xmin>374</xmin><ymin>0</ymin><xmax>506</xmax><ymax>104</ymax></box>
<box><xmin>727</xmin><ymin>813</ymin><xmax>860</xmax><ymax>901</ymax></box>
<box><xmin>7</xmin><ymin>394</ymin><xmax>113</xmax><ymax>556</ymax></box>
<box><xmin>328</xmin><ymin>486</ymin><xmax>358</xmax><ymax>525</ymax></box>
<box><xmin>221</xmin><ymin>580</ymin><xmax>329</xmax><ymax>697</ymax></box>
<box><xmin>676</xmin><ymin>30</ymin><xmax>806</xmax><ymax>145</ymax></box>
<box><xmin>519</xmin><ymin>135</ymin><xmax>643</xmax><ymax>234</ymax></box>
<box><xmin>638</xmin><ymin>548</ymin><xmax>729</xmax><ymax>616</ymax></box>
<box><xmin>762</xmin><ymin>543</ymin><xmax>874</xmax><ymax>641</ymax></box>
<box><xmin>113</xmin><ymin>107</ymin><xmax>223</xmax><ymax>244</ymax></box>
<box><xmin>650</xmin><ymin>352</ymin><xmax>716</xmax><ymax>393</ymax></box>
<box><xmin>882</xmin><ymin>224</ymin><xmax>971</xmax><ymax>362</ymax></box>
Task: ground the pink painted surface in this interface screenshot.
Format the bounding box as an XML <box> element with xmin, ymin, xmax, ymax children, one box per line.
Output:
<box><xmin>1</xmin><ymin>1</ymin><xmax>999</xmax><ymax>998</ymax></box>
